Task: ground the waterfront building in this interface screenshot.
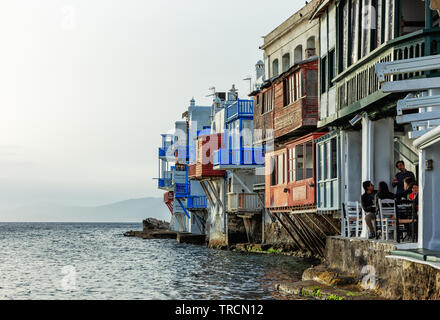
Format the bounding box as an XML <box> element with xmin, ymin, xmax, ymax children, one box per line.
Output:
<box><xmin>156</xmin><ymin>100</ymin><xmax>212</xmax><ymax>234</ymax></box>
<box><xmin>189</xmin><ymin>86</ymin><xmax>265</xmax><ymax>246</ymax></box>
<box><xmin>311</xmin><ymin>0</ymin><xmax>440</xmax><ymax>237</ymax></box>
<box><xmin>249</xmin><ymin>0</ymin><xmax>338</xmax><ymax>255</ymax></box>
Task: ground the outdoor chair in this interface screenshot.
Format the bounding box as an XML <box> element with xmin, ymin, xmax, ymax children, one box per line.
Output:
<box><xmin>342</xmin><ymin>201</ymin><xmax>362</xmax><ymax>238</ymax></box>
<box><xmin>378</xmin><ymin>199</ymin><xmax>397</xmax><ymax>241</ymax></box>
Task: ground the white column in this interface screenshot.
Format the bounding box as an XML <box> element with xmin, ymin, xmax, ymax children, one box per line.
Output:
<box><xmin>419</xmin><ymin>146</ymin><xmax>440</xmax><ymax>250</ymax></box>
<box><xmin>362</xmin><ymin>114</ymin><xmax>374</xmax><ymax>184</ymax></box>
<box><xmin>373</xmin><ymin>117</ymin><xmax>394</xmax><ymax>187</ymax></box>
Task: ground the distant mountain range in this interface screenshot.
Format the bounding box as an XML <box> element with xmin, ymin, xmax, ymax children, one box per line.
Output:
<box><xmin>0</xmin><ymin>197</ymin><xmax>170</xmax><ymax>223</ymax></box>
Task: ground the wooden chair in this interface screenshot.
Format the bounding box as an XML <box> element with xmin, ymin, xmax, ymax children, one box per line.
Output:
<box><xmin>378</xmin><ymin>199</ymin><xmax>397</xmax><ymax>241</ymax></box>
<box><xmin>342</xmin><ymin>201</ymin><xmax>362</xmax><ymax>238</ymax></box>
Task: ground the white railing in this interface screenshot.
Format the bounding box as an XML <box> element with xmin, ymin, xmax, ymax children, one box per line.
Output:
<box><xmin>227</xmin><ymin>193</ymin><xmax>263</xmax><ymax>212</ymax></box>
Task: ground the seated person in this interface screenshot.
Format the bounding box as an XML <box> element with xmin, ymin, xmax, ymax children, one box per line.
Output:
<box><xmin>404</xmin><ymin>177</ymin><xmax>416</xmax><ymax>201</ymax></box>
<box><xmin>361</xmin><ymin>181</ymin><xmax>377</xmax><ymax>239</ymax></box>
<box><xmin>410</xmin><ymin>184</ymin><xmax>419</xmax><ymax>216</ymax></box>
<box><xmin>409</xmin><ymin>184</ymin><xmax>418</xmax><ymax>201</ymax></box>
<box><xmin>375</xmin><ymin>181</ymin><xmax>395</xmax><ymax>209</ymax></box>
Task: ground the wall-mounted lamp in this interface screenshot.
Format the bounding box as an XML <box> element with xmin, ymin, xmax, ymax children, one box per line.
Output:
<box><xmin>283</xmin><ymin>188</ymin><xmax>290</xmax><ymax>193</ymax></box>
<box><xmin>426</xmin><ymin>159</ymin><xmax>433</xmax><ymax>171</ymax></box>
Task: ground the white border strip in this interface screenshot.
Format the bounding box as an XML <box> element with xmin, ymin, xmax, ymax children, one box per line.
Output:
<box><xmin>386</xmin><ymin>255</ymin><xmax>440</xmax><ymax>271</ymax></box>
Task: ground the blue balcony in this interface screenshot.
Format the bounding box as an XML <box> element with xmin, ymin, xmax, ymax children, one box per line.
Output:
<box><xmin>158</xmin><ymin>178</ymin><xmax>172</xmax><ymax>189</ymax></box>
<box><xmin>213</xmin><ymin>148</ymin><xmax>265</xmax><ymax>167</ymax></box>
<box><xmin>175</xmin><ymin>183</ymin><xmax>190</xmax><ymax>198</ymax></box>
<box><xmin>226</xmin><ymin>100</ymin><xmax>254</xmax><ymax>123</ymax></box>
<box><xmin>187</xmin><ymin>195</ymin><xmax>208</xmax><ymax>210</ymax></box>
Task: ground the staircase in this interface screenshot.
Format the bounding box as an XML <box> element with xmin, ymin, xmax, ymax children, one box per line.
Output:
<box><xmin>394</xmin><ymin>137</ymin><xmax>419</xmax><ymax>166</ymax></box>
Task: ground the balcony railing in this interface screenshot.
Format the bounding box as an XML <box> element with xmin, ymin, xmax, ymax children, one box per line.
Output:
<box><xmin>334</xmin><ymin>30</ymin><xmax>440</xmax><ymax>114</ymax></box>
<box><xmin>187</xmin><ymin>195</ymin><xmax>208</xmax><ymax>210</ymax></box>
<box><xmin>213</xmin><ymin>148</ymin><xmax>265</xmax><ymax>166</ymax></box>
<box><xmin>175</xmin><ymin>183</ymin><xmax>190</xmax><ymax>198</ymax></box>
<box><xmin>226</xmin><ymin>193</ymin><xmax>263</xmax><ymax>212</ymax></box>
<box><xmin>226</xmin><ymin>100</ymin><xmax>254</xmax><ymax>123</ymax></box>
<box><xmin>158</xmin><ymin>178</ymin><xmax>172</xmax><ymax>189</ymax></box>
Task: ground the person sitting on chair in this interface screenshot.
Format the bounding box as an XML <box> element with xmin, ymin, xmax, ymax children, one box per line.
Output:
<box><xmin>404</xmin><ymin>177</ymin><xmax>416</xmax><ymax>201</ymax></box>
<box><xmin>375</xmin><ymin>181</ymin><xmax>395</xmax><ymax>209</ymax></box>
<box><xmin>410</xmin><ymin>183</ymin><xmax>419</xmax><ymax>215</ymax></box>
<box><xmin>361</xmin><ymin>181</ymin><xmax>377</xmax><ymax>239</ymax></box>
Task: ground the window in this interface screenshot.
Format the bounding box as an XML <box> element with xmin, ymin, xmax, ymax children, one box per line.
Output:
<box><xmin>283</xmin><ymin>78</ymin><xmax>291</xmax><ymax>107</ymax></box>
<box><xmin>241</xmin><ymin>120</ymin><xmax>253</xmax><ymax>148</ymax></box>
<box><xmin>306</xmin><ymin>37</ymin><xmax>316</xmax><ymax>57</ymax></box>
<box><xmin>284</xmin><ymin>71</ymin><xmax>303</xmax><ymax>107</ymax></box>
<box><xmin>306</xmin><ymin>70</ymin><xmax>318</xmax><ymax>97</ymax></box>
<box><xmin>328</xmin><ymin>49</ymin><xmax>335</xmax><ymax>88</ymax></box>
<box><xmin>370</xmin><ymin>0</ymin><xmax>378</xmax><ymax>51</ymax></box>
<box><xmin>350</xmin><ymin>0</ymin><xmax>359</xmax><ymax>65</ymax></box>
<box><xmin>272</xmin><ymin>59</ymin><xmax>279</xmax><ymax>77</ymax></box>
<box><xmin>282</xmin><ymin>53</ymin><xmax>290</xmax><ymax>72</ymax></box>
<box><xmin>305</xmin><ymin>142</ymin><xmax>313</xmax><ymax>179</ymax></box>
<box><xmin>262</xmin><ymin>88</ymin><xmax>274</xmax><ymax>114</ymax></box>
<box><xmin>277</xmin><ymin>154</ymin><xmax>284</xmax><ymax>185</ymax></box>
<box><xmin>271</xmin><ymin>156</ymin><xmax>277</xmax><ymax>186</ymax></box>
<box><xmin>321</xmin><ymin>56</ymin><xmax>327</xmax><ymax>94</ymax></box>
<box><xmin>296</xmin><ymin>144</ymin><xmax>304</xmax><ymax>181</ymax></box>
<box><xmin>338</xmin><ymin>0</ymin><xmax>348</xmax><ymax>72</ymax></box>
<box><xmin>288</xmin><ymin>148</ymin><xmax>295</xmax><ymax>182</ymax></box>
<box><xmin>316</xmin><ymin>136</ymin><xmax>340</xmax><ymax>211</ymax></box>
<box><xmin>294</xmin><ymin>45</ymin><xmax>303</xmax><ymax>63</ymax></box>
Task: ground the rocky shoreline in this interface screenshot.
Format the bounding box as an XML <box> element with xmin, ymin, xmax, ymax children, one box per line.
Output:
<box><xmin>124</xmin><ymin>218</ymin><xmax>177</xmax><ymax>239</ymax></box>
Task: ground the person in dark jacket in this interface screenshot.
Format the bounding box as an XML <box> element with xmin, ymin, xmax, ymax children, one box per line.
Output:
<box><xmin>375</xmin><ymin>181</ymin><xmax>395</xmax><ymax>209</ymax></box>
<box><xmin>393</xmin><ymin>161</ymin><xmax>416</xmax><ymax>200</ymax></box>
<box><xmin>361</xmin><ymin>181</ymin><xmax>377</xmax><ymax>239</ymax></box>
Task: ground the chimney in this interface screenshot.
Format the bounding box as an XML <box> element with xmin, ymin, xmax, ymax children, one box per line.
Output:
<box><xmin>255</xmin><ymin>60</ymin><xmax>265</xmax><ymax>81</ymax></box>
<box><xmin>228</xmin><ymin>84</ymin><xmax>238</xmax><ymax>101</ymax></box>
<box><xmin>305</xmin><ymin>48</ymin><xmax>316</xmax><ymax>58</ymax></box>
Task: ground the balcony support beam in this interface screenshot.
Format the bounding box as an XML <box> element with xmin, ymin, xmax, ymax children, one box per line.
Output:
<box><xmin>176</xmin><ymin>198</ymin><xmax>191</xmax><ymax>219</ymax></box>
<box><xmin>206</xmin><ymin>180</ymin><xmax>224</xmax><ymax>210</ymax></box>
<box><xmin>200</xmin><ymin>181</ymin><xmax>215</xmax><ymax>207</ymax></box>
<box><xmin>229</xmin><ymin>171</ymin><xmax>252</xmax><ymax>194</ymax></box>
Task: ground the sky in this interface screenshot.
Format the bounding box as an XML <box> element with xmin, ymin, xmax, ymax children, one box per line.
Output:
<box><xmin>0</xmin><ymin>0</ymin><xmax>303</xmax><ymax>208</ymax></box>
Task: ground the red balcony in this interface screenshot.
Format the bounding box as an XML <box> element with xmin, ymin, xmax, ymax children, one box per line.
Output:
<box><xmin>163</xmin><ymin>191</ymin><xmax>174</xmax><ymax>214</ymax></box>
<box><xmin>265</xmin><ymin>132</ymin><xmax>326</xmax><ymax>210</ymax></box>
<box><xmin>252</xmin><ymin>59</ymin><xmax>318</xmax><ymax>143</ymax></box>
<box><xmin>188</xmin><ymin>133</ymin><xmax>225</xmax><ymax>180</ymax></box>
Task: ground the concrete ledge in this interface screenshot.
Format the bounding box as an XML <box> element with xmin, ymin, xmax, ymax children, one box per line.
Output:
<box><xmin>319</xmin><ymin>236</ymin><xmax>440</xmax><ymax>299</ymax></box>
<box><xmin>177</xmin><ymin>233</ymin><xmax>206</xmax><ymax>245</ymax></box>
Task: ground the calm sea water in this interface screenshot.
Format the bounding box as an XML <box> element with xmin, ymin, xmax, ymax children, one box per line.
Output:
<box><xmin>0</xmin><ymin>223</ymin><xmax>315</xmax><ymax>300</ymax></box>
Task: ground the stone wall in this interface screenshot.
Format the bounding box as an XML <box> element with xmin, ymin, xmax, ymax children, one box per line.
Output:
<box><xmin>324</xmin><ymin>237</ymin><xmax>440</xmax><ymax>299</ymax></box>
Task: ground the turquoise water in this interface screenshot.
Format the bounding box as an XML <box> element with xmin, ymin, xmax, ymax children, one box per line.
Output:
<box><xmin>0</xmin><ymin>223</ymin><xmax>314</xmax><ymax>300</ymax></box>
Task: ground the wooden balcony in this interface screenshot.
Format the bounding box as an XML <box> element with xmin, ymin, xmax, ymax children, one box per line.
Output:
<box><xmin>213</xmin><ymin>147</ymin><xmax>265</xmax><ymax>169</ymax></box>
<box><xmin>265</xmin><ymin>133</ymin><xmax>326</xmax><ymax>211</ymax></box>
<box><xmin>187</xmin><ymin>195</ymin><xmax>208</xmax><ymax>210</ymax></box>
<box><xmin>273</xmin><ymin>96</ymin><xmax>318</xmax><ymax>140</ymax></box>
<box><xmin>225</xmin><ymin>100</ymin><xmax>254</xmax><ymax>123</ymax></box>
<box><xmin>188</xmin><ymin>133</ymin><xmax>225</xmax><ymax>180</ymax></box>
<box><xmin>226</xmin><ymin>193</ymin><xmax>263</xmax><ymax>213</ymax></box>
<box><xmin>321</xmin><ymin>30</ymin><xmax>440</xmax><ymax>127</ymax></box>
<box><xmin>252</xmin><ymin>59</ymin><xmax>318</xmax><ymax>143</ymax></box>
<box><xmin>188</xmin><ymin>163</ymin><xmax>225</xmax><ymax>180</ymax></box>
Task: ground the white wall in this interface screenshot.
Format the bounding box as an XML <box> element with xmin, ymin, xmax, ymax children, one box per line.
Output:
<box><xmin>419</xmin><ymin>144</ymin><xmax>440</xmax><ymax>250</ymax></box>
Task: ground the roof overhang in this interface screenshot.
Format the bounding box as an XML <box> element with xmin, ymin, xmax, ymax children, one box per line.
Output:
<box><xmin>310</xmin><ymin>0</ymin><xmax>331</xmax><ymax>21</ymax></box>
<box><xmin>414</xmin><ymin>125</ymin><xmax>440</xmax><ymax>149</ymax></box>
